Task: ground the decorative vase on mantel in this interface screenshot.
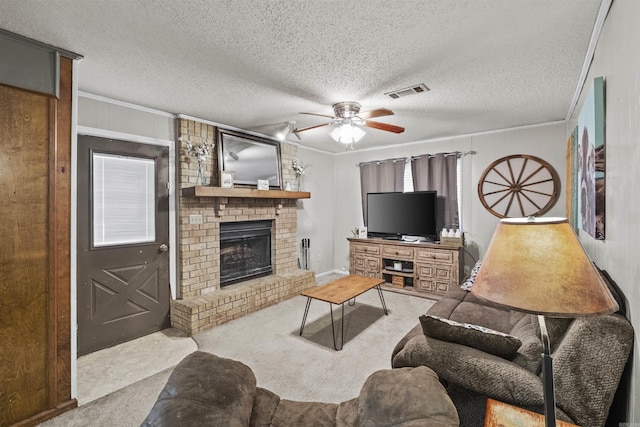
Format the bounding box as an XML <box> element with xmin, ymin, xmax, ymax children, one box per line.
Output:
<box><xmin>181</xmin><ymin>136</ymin><xmax>213</xmax><ymax>186</ymax></box>
<box><xmin>295</xmin><ymin>175</ymin><xmax>303</xmax><ymax>192</ymax></box>
<box><xmin>196</xmin><ymin>160</ymin><xmax>207</xmax><ymax>185</ymax></box>
<box><xmin>291</xmin><ymin>160</ymin><xmax>307</xmax><ymax>192</ymax></box>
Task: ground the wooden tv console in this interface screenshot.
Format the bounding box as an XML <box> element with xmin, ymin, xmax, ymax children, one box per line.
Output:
<box><xmin>348</xmin><ymin>237</ymin><xmax>464</xmax><ymax>300</ymax></box>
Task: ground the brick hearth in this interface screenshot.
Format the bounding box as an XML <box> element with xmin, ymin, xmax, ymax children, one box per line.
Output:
<box><xmin>171</xmin><ymin>118</ymin><xmax>315</xmax><ymax>335</ymax></box>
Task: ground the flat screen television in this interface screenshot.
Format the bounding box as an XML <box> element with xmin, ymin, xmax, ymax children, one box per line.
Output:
<box><xmin>366</xmin><ymin>191</ymin><xmax>438</xmax><ymax>241</ymax></box>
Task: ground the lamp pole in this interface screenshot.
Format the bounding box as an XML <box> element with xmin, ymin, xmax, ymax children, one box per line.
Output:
<box><xmin>539</xmin><ymin>315</ymin><xmax>556</xmax><ymax>427</ymax></box>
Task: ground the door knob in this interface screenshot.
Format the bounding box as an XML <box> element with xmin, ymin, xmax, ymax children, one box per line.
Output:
<box><xmin>159</xmin><ymin>244</ymin><xmax>169</xmax><ymax>252</ymax></box>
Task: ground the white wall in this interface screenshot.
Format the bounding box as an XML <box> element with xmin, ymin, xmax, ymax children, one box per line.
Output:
<box><xmin>78</xmin><ymin>93</ymin><xmax>175</xmax><ymax>139</ymax></box>
<box><xmin>569</xmin><ymin>0</ymin><xmax>639</xmax><ymax>420</ymax></box>
<box><xmin>295</xmin><ymin>146</ymin><xmax>336</xmax><ymax>274</ymax></box>
<box><xmin>329</xmin><ymin>122</ymin><xmax>567</xmax><ymax>272</ymax></box>
<box><xmin>469</xmin><ymin>124</ymin><xmax>567</xmax><ymax>256</ymax></box>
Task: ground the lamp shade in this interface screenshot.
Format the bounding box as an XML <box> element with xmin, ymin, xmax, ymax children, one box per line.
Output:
<box><xmin>471</xmin><ymin>217</ymin><xmax>618</xmax><ymax>317</ymax></box>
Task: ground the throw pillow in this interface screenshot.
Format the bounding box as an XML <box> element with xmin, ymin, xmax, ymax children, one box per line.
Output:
<box><xmin>460</xmin><ymin>260</ymin><xmax>482</xmax><ymax>291</ymax></box>
<box><xmin>420</xmin><ymin>314</ymin><xmax>522</xmax><ymax>359</ymax></box>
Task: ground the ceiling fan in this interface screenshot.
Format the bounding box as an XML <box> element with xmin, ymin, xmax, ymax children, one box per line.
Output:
<box><xmin>293</xmin><ymin>102</ymin><xmax>405</xmax><ymax>140</ymax></box>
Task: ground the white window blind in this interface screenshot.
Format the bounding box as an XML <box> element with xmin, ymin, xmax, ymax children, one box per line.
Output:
<box><xmin>93</xmin><ymin>153</ymin><xmax>156</xmax><ymax>247</ymax></box>
<box><xmin>403</xmin><ymin>161</ymin><xmax>414</xmax><ymax>192</ymax></box>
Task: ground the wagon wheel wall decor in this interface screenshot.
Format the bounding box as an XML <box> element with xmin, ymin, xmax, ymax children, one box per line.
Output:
<box><xmin>478</xmin><ymin>154</ymin><xmax>561</xmax><ymax>218</ymax></box>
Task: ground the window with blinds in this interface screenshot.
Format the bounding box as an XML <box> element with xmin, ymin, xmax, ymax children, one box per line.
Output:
<box><xmin>92</xmin><ymin>153</ymin><xmax>156</xmax><ymax>246</ymax></box>
<box><xmin>403</xmin><ymin>161</ymin><xmax>414</xmax><ymax>192</ymax></box>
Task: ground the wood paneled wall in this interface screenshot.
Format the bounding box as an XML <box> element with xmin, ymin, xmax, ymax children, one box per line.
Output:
<box><xmin>0</xmin><ymin>57</ymin><xmax>76</xmax><ymax>426</ymax></box>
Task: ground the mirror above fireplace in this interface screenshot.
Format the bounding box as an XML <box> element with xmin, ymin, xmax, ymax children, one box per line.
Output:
<box><xmin>217</xmin><ymin>128</ymin><xmax>282</xmax><ymax>189</ymax></box>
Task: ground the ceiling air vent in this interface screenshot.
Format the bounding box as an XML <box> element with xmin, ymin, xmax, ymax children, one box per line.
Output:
<box><xmin>385</xmin><ymin>83</ymin><xmax>430</xmax><ymax>99</ymax></box>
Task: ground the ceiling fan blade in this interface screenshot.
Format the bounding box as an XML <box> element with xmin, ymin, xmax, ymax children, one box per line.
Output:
<box><xmin>364</xmin><ymin>120</ymin><xmax>405</xmax><ymax>134</ymax></box>
<box><xmin>357</xmin><ymin>108</ymin><xmax>394</xmax><ymax>120</ymax></box>
<box><xmin>299</xmin><ymin>112</ymin><xmax>336</xmax><ymax>119</ymax></box>
<box><xmin>293</xmin><ymin>123</ymin><xmax>330</xmax><ymax>133</ymax></box>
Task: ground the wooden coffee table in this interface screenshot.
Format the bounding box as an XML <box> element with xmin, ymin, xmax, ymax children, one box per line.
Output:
<box><xmin>299</xmin><ymin>275</ymin><xmax>388</xmax><ymax>350</ymax></box>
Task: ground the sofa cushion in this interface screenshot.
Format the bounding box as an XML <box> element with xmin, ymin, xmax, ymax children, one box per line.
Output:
<box><xmin>426</xmin><ymin>287</ymin><xmax>523</xmax><ymax>334</ymax></box>
<box><xmin>249</xmin><ymin>387</ymin><xmax>279</xmax><ymax>427</ymax></box>
<box><xmin>336</xmin><ymin>398</ymin><xmax>359</xmax><ymax>427</ymax></box>
<box><xmin>357</xmin><ymin>366</ymin><xmax>459</xmax><ymax>427</ymax></box>
<box><xmin>508</xmin><ymin>315</ymin><xmax>573</xmax><ymax>375</ymax></box>
<box><xmin>142</xmin><ymin>351</ymin><xmax>257</xmax><ymax>427</ymax></box>
<box><xmin>420</xmin><ymin>314</ymin><xmax>522</xmax><ymax>359</ymax></box>
<box><xmin>270</xmin><ymin>400</ymin><xmax>338</xmax><ymax>427</ymax></box>
<box><xmin>447</xmin><ymin>301</ymin><xmax>516</xmax><ymax>333</ymax></box>
<box><xmin>509</xmin><ymin>314</ymin><xmax>543</xmax><ymax>374</ymax></box>
<box><xmin>426</xmin><ymin>297</ymin><xmax>465</xmax><ymax>319</ymax></box>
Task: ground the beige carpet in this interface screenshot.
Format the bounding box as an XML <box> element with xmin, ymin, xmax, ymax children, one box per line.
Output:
<box><xmin>39</xmin><ymin>276</ymin><xmax>433</xmax><ymax>426</ymax></box>
<box><xmin>76</xmin><ymin>328</ymin><xmax>197</xmax><ymax>405</ymax></box>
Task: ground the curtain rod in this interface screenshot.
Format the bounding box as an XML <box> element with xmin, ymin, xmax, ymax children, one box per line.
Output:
<box><xmin>410</xmin><ymin>150</ymin><xmax>476</xmax><ymax>160</ymax></box>
<box><xmin>355</xmin><ymin>150</ymin><xmax>476</xmax><ymax>167</ymax></box>
<box><xmin>356</xmin><ymin>157</ymin><xmax>407</xmax><ymax>167</ymax></box>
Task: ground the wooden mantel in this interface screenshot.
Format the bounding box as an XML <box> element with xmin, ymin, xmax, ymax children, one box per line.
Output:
<box><xmin>181</xmin><ymin>186</ymin><xmax>310</xmax><ymax>199</ymax></box>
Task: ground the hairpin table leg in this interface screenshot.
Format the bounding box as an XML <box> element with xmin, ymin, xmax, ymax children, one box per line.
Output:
<box><xmin>299</xmin><ymin>297</ymin><xmax>312</xmax><ymax>336</ymax></box>
<box><xmin>376</xmin><ymin>285</ymin><xmax>389</xmax><ymax>315</ymax></box>
<box><xmin>329</xmin><ymin>303</ymin><xmax>345</xmax><ymax>351</ymax></box>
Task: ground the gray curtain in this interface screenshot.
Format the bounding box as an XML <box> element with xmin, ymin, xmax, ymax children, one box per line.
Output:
<box><xmin>411</xmin><ymin>153</ymin><xmax>458</xmax><ymax>229</ymax></box>
<box><xmin>360</xmin><ymin>159</ymin><xmax>405</xmax><ymax>224</ymax></box>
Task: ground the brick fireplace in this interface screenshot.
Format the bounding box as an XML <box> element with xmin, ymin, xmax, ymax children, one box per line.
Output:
<box><xmin>219</xmin><ymin>220</ymin><xmax>273</xmax><ymax>286</ymax></box>
<box><xmin>171</xmin><ymin>118</ymin><xmax>315</xmax><ymax>335</ymax></box>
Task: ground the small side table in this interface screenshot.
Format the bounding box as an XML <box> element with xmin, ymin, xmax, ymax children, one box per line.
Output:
<box><xmin>484</xmin><ymin>398</ymin><xmax>579</xmax><ymax>427</ymax></box>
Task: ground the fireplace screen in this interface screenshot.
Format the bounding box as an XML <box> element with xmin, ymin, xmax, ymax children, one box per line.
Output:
<box><xmin>219</xmin><ymin>220</ymin><xmax>272</xmax><ymax>287</ymax></box>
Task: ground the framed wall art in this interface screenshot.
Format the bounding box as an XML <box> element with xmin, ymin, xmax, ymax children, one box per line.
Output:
<box><xmin>221</xmin><ymin>171</ymin><xmax>234</xmax><ymax>188</ymax></box>
<box><xmin>566</xmin><ymin>126</ymin><xmax>579</xmax><ymax>229</ymax></box>
<box><xmin>576</xmin><ymin>76</ymin><xmax>605</xmax><ymax>239</ymax></box>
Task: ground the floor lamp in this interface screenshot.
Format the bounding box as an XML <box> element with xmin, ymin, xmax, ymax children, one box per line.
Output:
<box><xmin>471</xmin><ymin>217</ymin><xmax>618</xmax><ymax>427</ymax></box>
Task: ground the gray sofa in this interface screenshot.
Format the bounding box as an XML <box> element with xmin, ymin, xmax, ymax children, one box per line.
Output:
<box><xmin>142</xmin><ymin>351</ymin><xmax>459</xmax><ymax>426</ymax></box>
<box><xmin>391</xmin><ymin>273</ymin><xmax>634</xmax><ymax>427</ymax></box>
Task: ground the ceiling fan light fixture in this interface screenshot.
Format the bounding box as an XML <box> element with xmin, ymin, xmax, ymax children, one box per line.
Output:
<box><xmin>330</xmin><ymin>123</ymin><xmax>365</xmax><ymax>145</ymax></box>
<box><xmin>332</xmin><ymin>101</ymin><xmax>361</xmax><ymax>119</ymax></box>
<box><xmin>275</xmin><ymin>121</ymin><xmax>296</xmax><ymax>141</ymax></box>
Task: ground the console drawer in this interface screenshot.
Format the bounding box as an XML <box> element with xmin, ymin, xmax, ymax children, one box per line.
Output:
<box><xmin>417</xmin><ymin>263</ymin><xmax>452</xmax><ymax>280</ymax></box>
<box><xmin>351</xmin><ymin>243</ymin><xmax>381</xmax><ymax>256</ymax></box>
<box><xmin>415</xmin><ymin>278</ymin><xmax>450</xmax><ymax>295</ymax></box>
<box><xmin>353</xmin><ymin>256</ymin><xmax>380</xmax><ymax>271</ymax></box>
<box><xmin>416</xmin><ymin>249</ymin><xmax>453</xmax><ymax>264</ymax></box>
<box><xmin>382</xmin><ymin>245</ymin><xmax>414</xmax><ymax>260</ymax></box>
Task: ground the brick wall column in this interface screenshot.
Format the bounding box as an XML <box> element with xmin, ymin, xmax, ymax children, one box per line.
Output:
<box><xmin>176</xmin><ymin>118</ymin><xmax>300</xmax><ymax>298</ymax></box>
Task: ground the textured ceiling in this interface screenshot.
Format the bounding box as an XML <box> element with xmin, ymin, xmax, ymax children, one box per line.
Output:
<box><xmin>0</xmin><ymin>0</ymin><xmax>601</xmax><ymax>152</ymax></box>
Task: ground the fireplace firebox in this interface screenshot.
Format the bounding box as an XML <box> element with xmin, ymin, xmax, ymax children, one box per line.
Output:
<box><xmin>219</xmin><ymin>220</ymin><xmax>272</xmax><ymax>287</ymax></box>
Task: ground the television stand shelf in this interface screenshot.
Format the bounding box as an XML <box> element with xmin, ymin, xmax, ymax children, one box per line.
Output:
<box><xmin>381</xmin><ymin>269</ymin><xmax>413</xmax><ymax>277</ymax></box>
<box><xmin>348</xmin><ymin>237</ymin><xmax>463</xmax><ymax>300</ymax></box>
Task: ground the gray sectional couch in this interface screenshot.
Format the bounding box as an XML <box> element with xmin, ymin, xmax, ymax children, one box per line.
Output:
<box><xmin>143</xmin><ymin>270</ymin><xmax>633</xmax><ymax>426</ymax></box>
<box><xmin>391</xmin><ymin>272</ymin><xmax>634</xmax><ymax>427</ymax></box>
<box><xmin>142</xmin><ymin>351</ymin><xmax>460</xmax><ymax>426</ymax></box>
